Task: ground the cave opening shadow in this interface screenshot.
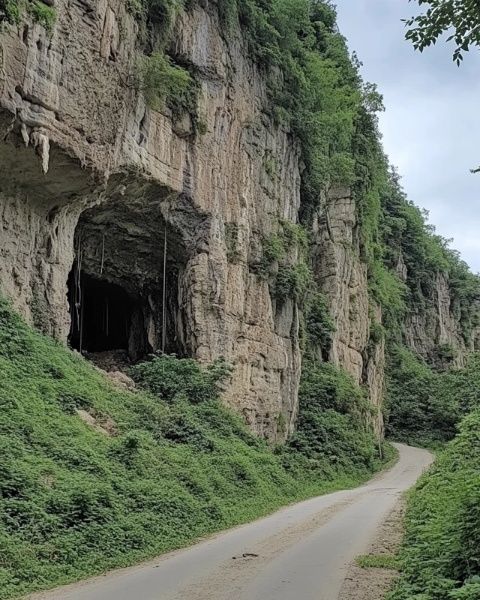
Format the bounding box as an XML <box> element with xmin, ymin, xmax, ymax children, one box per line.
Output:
<box><xmin>68</xmin><ymin>271</ymin><xmax>146</xmax><ymax>358</ymax></box>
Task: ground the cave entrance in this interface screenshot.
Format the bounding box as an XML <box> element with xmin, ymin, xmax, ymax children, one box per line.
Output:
<box><xmin>66</xmin><ymin>182</ymin><xmax>202</xmax><ymax>365</ymax></box>
<box><xmin>68</xmin><ymin>271</ymin><xmax>150</xmax><ymax>361</ymax></box>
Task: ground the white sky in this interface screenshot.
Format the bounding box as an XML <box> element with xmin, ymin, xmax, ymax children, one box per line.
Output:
<box><xmin>334</xmin><ymin>0</ymin><xmax>480</xmax><ymax>272</ymax></box>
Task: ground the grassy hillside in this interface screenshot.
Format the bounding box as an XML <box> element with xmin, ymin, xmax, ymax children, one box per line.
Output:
<box><xmin>390</xmin><ymin>409</ymin><xmax>480</xmax><ymax>600</ymax></box>
<box><xmin>0</xmin><ymin>298</ymin><xmax>390</xmax><ymax>599</ymax></box>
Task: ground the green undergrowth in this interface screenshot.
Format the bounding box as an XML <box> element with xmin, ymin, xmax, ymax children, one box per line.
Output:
<box><xmin>290</xmin><ymin>359</ymin><xmax>385</xmax><ymax>471</ymax></box>
<box><xmin>390</xmin><ymin>410</ymin><xmax>480</xmax><ymax>600</ymax></box>
<box><xmin>386</xmin><ymin>345</ymin><xmax>480</xmax><ymax>447</ymax></box>
<box><xmin>0</xmin><ymin>298</ymin><xmax>391</xmax><ymax>599</ymax></box>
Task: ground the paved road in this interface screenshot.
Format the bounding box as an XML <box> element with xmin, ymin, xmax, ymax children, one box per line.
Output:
<box><xmin>31</xmin><ymin>444</ymin><xmax>432</xmax><ymax>600</ymax></box>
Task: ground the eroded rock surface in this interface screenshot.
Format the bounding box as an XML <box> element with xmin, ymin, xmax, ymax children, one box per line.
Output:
<box><xmin>312</xmin><ymin>187</ymin><xmax>384</xmax><ymax>432</ymax></box>
<box><xmin>0</xmin><ymin>1</ymin><xmax>301</xmax><ymax>440</ymax></box>
<box><xmin>404</xmin><ymin>272</ymin><xmax>476</xmax><ymax>367</ymax></box>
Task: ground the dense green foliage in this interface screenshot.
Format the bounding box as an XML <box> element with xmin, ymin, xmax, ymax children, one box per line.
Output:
<box><xmin>386</xmin><ymin>346</ymin><xmax>480</xmax><ymax>446</ymax></box>
<box><xmin>405</xmin><ymin>0</ymin><xmax>480</xmax><ymax>65</ymax></box>
<box><xmin>290</xmin><ymin>361</ymin><xmax>384</xmax><ymax>472</ymax></box>
<box><xmin>123</xmin><ymin>0</ymin><xmax>197</xmax><ymax>112</ymax></box>
<box><xmin>28</xmin><ymin>0</ymin><xmax>55</xmax><ymax>31</ymax></box>
<box><xmin>0</xmin><ymin>298</ymin><xmax>389</xmax><ymax>598</ymax></box>
<box><xmin>387</xmin><ymin>348</ymin><xmax>480</xmax><ymax>597</ymax></box>
<box><xmin>130</xmin><ymin>354</ymin><xmax>231</xmax><ymax>403</ymax></box>
<box><xmin>304</xmin><ymin>292</ymin><xmax>336</xmax><ymax>357</ymax></box>
<box><xmin>0</xmin><ymin>0</ymin><xmax>19</xmax><ymax>22</ymax></box>
<box><xmin>258</xmin><ymin>220</ymin><xmax>314</xmax><ymax>303</ymax></box>
<box><xmin>391</xmin><ymin>410</ymin><xmax>480</xmax><ymax>600</ymax></box>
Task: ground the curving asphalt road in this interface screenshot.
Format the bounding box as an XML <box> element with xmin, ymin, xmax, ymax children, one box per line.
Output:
<box><xmin>30</xmin><ymin>443</ymin><xmax>433</xmax><ymax>600</ymax></box>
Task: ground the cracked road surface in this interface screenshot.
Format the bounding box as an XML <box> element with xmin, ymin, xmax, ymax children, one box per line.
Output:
<box><xmin>31</xmin><ymin>443</ymin><xmax>432</xmax><ymax>600</ymax></box>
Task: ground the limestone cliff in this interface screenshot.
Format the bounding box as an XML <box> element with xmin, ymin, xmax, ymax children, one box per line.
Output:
<box><xmin>403</xmin><ymin>271</ymin><xmax>479</xmax><ymax>368</ymax></box>
<box><xmin>311</xmin><ymin>187</ymin><xmax>385</xmax><ymax>435</ymax></box>
<box><xmin>0</xmin><ymin>0</ymin><xmax>302</xmax><ymax>440</ymax></box>
<box><xmin>0</xmin><ymin>0</ymin><xmax>477</xmax><ymax>441</ymax></box>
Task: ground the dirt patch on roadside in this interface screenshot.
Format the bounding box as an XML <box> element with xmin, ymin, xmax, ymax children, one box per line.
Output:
<box><xmin>338</xmin><ymin>498</ymin><xmax>406</xmax><ymax>600</ymax></box>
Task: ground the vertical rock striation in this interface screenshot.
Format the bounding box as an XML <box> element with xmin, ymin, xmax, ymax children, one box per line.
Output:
<box><xmin>312</xmin><ymin>187</ymin><xmax>385</xmax><ymax>433</ymax></box>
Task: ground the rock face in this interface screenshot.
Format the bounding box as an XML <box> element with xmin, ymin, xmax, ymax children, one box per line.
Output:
<box><xmin>312</xmin><ymin>188</ymin><xmax>385</xmax><ymax>434</ymax></box>
<box><xmin>0</xmin><ymin>0</ymin><xmax>302</xmax><ymax>440</ymax></box>
<box><xmin>0</xmin><ymin>1</ymin><xmax>473</xmax><ymax>440</ymax></box>
<box><xmin>403</xmin><ymin>272</ymin><xmax>477</xmax><ymax>368</ymax></box>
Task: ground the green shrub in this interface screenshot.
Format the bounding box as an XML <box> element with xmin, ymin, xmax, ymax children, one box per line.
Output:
<box><xmin>263</xmin><ymin>154</ymin><xmax>278</xmax><ymax>179</ymax></box>
<box><xmin>369</xmin><ymin>320</ymin><xmax>385</xmax><ymax>346</ymax></box>
<box><xmin>386</xmin><ymin>346</ymin><xmax>480</xmax><ymax>446</ymax></box>
<box><xmin>275</xmin><ymin>262</ymin><xmax>312</xmax><ymax>301</ymax></box>
<box><xmin>449</xmin><ymin>582</ymin><xmax>480</xmax><ymax>599</ymax></box>
<box><xmin>390</xmin><ymin>411</ymin><xmax>480</xmax><ymax>600</ymax></box>
<box><xmin>261</xmin><ymin>233</ymin><xmax>286</xmax><ymax>271</ymax></box>
<box><xmin>217</xmin><ymin>0</ymin><xmax>237</xmax><ymax>31</ymax></box>
<box><xmin>288</xmin><ymin>361</ymin><xmax>383</xmax><ymax>473</ymax></box>
<box><xmin>130</xmin><ymin>355</ymin><xmax>231</xmax><ymax>403</ymax></box>
<box><xmin>258</xmin><ymin>220</ymin><xmax>313</xmax><ymax>303</ymax></box>
<box><xmin>0</xmin><ymin>0</ymin><xmax>20</xmax><ymax>23</ymax></box>
<box><xmin>140</xmin><ymin>52</ymin><xmax>192</xmax><ymax>111</ymax></box>
<box><xmin>305</xmin><ymin>292</ymin><xmax>335</xmax><ymax>355</ymax></box>
<box><xmin>279</xmin><ymin>219</ymin><xmax>309</xmax><ymax>250</ymax></box>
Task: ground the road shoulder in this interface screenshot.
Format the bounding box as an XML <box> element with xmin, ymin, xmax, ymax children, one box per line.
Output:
<box><xmin>338</xmin><ymin>497</ymin><xmax>405</xmax><ymax>600</ymax></box>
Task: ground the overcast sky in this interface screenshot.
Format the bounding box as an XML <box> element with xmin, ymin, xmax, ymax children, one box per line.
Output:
<box><xmin>334</xmin><ymin>0</ymin><xmax>480</xmax><ymax>272</ymax></box>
